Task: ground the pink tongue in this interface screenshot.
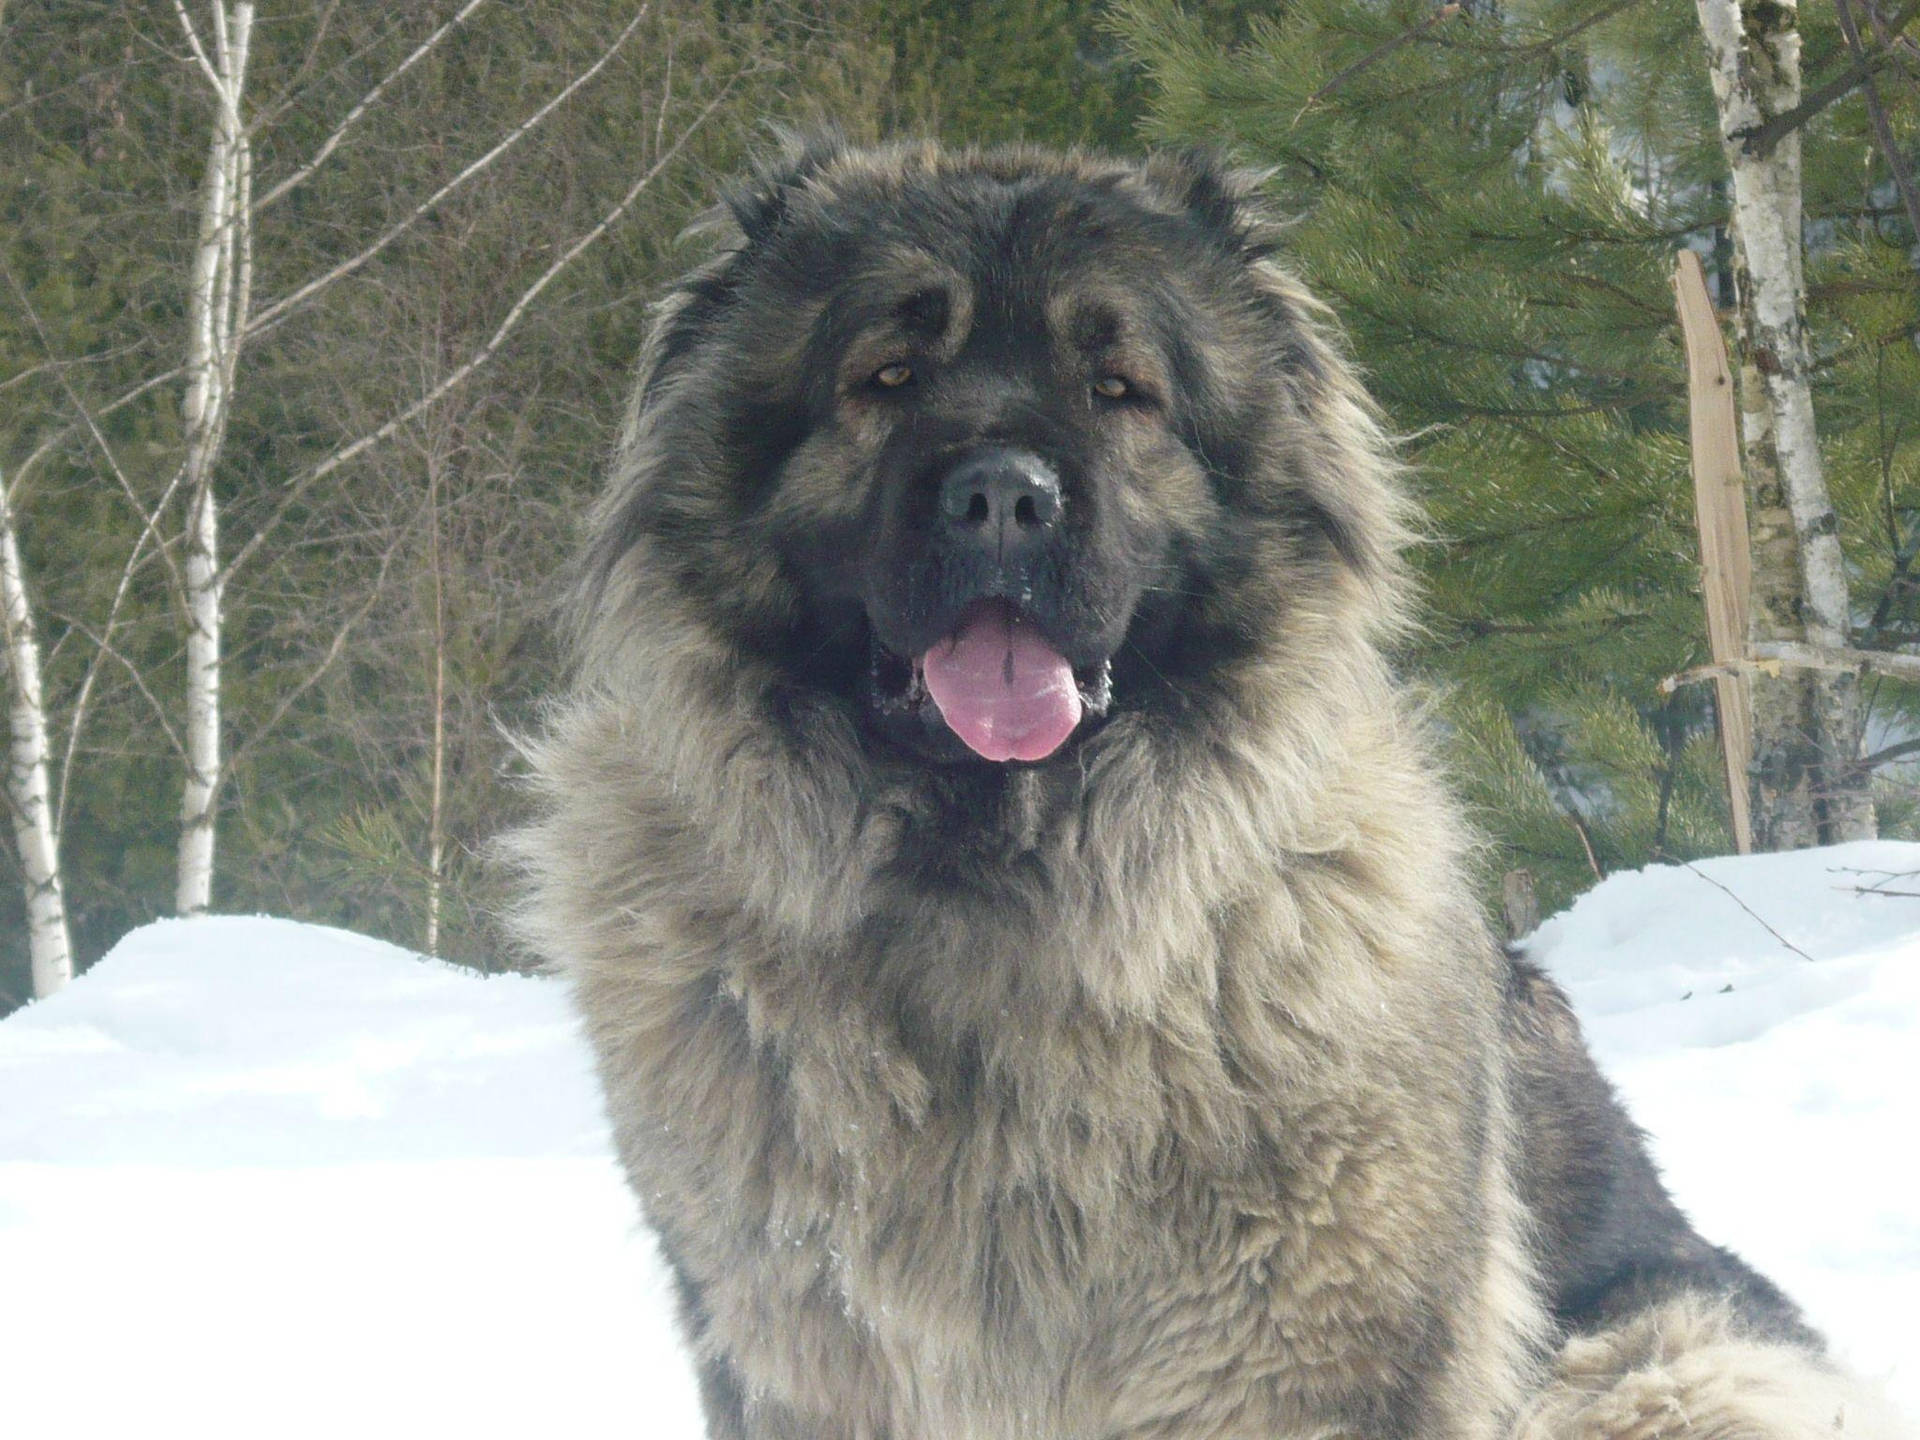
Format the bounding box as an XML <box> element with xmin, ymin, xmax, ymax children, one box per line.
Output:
<box><xmin>920</xmin><ymin>600</ymin><xmax>1082</xmax><ymax>762</ymax></box>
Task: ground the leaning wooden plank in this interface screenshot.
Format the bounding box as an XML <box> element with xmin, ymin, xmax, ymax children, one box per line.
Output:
<box><xmin>1672</xmin><ymin>249</ymin><xmax>1753</xmax><ymax>854</ymax></box>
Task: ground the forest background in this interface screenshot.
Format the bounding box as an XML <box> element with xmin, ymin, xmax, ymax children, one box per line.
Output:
<box><xmin>4</xmin><ymin>0</ymin><xmax>1917</xmax><ymax>1008</ymax></box>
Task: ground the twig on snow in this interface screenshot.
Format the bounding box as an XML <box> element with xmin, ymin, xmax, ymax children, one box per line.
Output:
<box><xmin>1679</xmin><ymin>860</ymin><xmax>1816</xmax><ymax>962</ymax></box>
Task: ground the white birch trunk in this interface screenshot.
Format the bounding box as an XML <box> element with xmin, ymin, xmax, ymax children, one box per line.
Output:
<box><xmin>1692</xmin><ymin>0</ymin><xmax>1875</xmax><ymax>841</ymax></box>
<box><xmin>0</xmin><ymin>471</ymin><xmax>75</xmax><ymax>998</ymax></box>
<box><xmin>425</xmin><ymin>456</ymin><xmax>446</xmax><ymax>959</ymax></box>
<box><xmin>1736</xmin><ymin>322</ymin><xmax>1824</xmax><ymax>848</ymax></box>
<box><xmin>175</xmin><ymin>2</ymin><xmax>253</xmax><ymax>916</ymax></box>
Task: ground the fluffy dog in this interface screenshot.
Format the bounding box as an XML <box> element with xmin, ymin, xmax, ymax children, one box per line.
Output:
<box><xmin>514</xmin><ymin>139</ymin><xmax>1904</xmax><ymax>1440</ymax></box>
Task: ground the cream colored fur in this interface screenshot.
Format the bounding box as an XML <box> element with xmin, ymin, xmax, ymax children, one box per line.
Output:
<box><xmin>516</xmin><ymin>581</ymin><xmax>1549</xmax><ymax>1437</ymax></box>
<box><xmin>1521</xmin><ymin>1299</ymin><xmax>1907</xmax><ymax>1440</ymax></box>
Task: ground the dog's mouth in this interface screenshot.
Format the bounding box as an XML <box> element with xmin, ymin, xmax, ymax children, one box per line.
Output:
<box><xmin>868</xmin><ymin>598</ymin><xmax>1114</xmax><ymax>763</ymax></box>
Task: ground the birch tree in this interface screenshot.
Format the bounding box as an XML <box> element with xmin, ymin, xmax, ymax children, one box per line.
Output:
<box><xmin>164</xmin><ymin>0</ymin><xmax>652</xmax><ymax>916</ymax></box>
<box><xmin>0</xmin><ymin>0</ymin><xmax>896</xmax><ymax>990</ymax></box>
<box><xmin>424</xmin><ymin>446</ymin><xmax>447</xmax><ymax>960</ymax></box>
<box><xmin>0</xmin><ymin>468</ymin><xmax>73</xmax><ymax>997</ymax></box>
<box><xmin>173</xmin><ymin>0</ymin><xmax>254</xmax><ymax>916</ymax></box>
<box><xmin>1692</xmin><ymin>0</ymin><xmax>1878</xmax><ymax>843</ymax></box>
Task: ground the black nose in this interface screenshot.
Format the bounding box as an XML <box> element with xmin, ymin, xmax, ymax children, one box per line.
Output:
<box><xmin>937</xmin><ymin>449</ymin><xmax>1062</xmax><ymax>560</ymax></box>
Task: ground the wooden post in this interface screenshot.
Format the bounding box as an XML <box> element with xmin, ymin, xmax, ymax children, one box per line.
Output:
<box><xmin>1672</xmin><ymin>249</ymin><xmax>1753</xmax><ymax>855</ymax></box>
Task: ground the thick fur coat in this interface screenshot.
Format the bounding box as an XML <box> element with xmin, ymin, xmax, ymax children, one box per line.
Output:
<box><xmin>513</xmin><ymin>141</ymin><xmax>1907</xmax><ymax>1440</ymax></box>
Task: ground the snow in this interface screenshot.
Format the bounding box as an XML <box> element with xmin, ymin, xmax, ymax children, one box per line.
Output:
<box><xmin>0</xmin><ymin>918</ymin><xmax>703</xmax><ymax>1438</ymax></box>
<box><xmin>1528</xmin><ymin>840</ymin><xmax>1920</xmax><ymax>1408</ymax></box>
<box><xmin>3</xmin><ymin>846</ymin><xmax>1918</xmax><ymax>1436</ymax></box>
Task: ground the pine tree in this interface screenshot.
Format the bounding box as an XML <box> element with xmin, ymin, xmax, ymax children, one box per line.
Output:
<box><xmin>1116</xmin><ymin>0</ymin><xmax>1920</xmax><ymax>914</ymax></box>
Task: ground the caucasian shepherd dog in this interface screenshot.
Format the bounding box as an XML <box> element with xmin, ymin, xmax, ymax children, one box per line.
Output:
<box><xmin>515</xmin><ymin>140</ymin><xmax>1904</xmax><ymax>1440</ymax></box>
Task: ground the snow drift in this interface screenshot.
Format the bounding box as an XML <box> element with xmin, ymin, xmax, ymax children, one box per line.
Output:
<box><xmin>3</xmin><ymin>843</ymin><xmax>1916</xmax><ymax>1437</ymax></box>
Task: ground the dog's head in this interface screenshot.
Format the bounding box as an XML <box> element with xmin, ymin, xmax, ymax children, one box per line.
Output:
<box><xmin>580</xmin><ymin>139</ymin><xmax>1410</xmax><ymax>770</ymax></box>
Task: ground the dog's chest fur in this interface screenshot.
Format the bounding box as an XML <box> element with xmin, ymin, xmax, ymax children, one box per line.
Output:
<box><xmin>556</xmin><ymin>738</ymin><xmax>1521</xmax><ymax>1439</ymax></box>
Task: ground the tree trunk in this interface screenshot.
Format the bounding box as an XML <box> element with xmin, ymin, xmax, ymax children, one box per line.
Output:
<box><xmin>1693</xmin><ymin>0</ymin><xmax>1876</xmax><ymax>844</ymax></box>
<box><xmin>0</xmin><ymin>471</ymin><xmax>75</xmax><ymax>998</ymax></box>
<box><xmin>1736</xmin><ymin>295</ymin><xmax>1825</xmax><ymax>849</ymax></box>
<box><xmin>425</xmin><ymin>452</ymin><xmax>446</xmax><ymax>960</ymax></box>
<box><xmin>175</xmin><ymin>2</ymin><xmax>254</xmax><ymax>916</ymax></box>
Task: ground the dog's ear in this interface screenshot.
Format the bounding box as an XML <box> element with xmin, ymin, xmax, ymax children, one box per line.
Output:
<box><xmin>1139</xmin><ymin>147</ymin><xmax>1284</xmax><ymax>261</ymax></box>
<box><xmin>723</xmin><ymin>128</ymin><xmax>849</xmax><ymax>245</ymax></box>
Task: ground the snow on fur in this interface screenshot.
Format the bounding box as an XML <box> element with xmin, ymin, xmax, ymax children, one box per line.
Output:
<box><xmin>2</xmin><ymin>845</ymin><xmax>1917</xmax><ymax>1437</ymax></box>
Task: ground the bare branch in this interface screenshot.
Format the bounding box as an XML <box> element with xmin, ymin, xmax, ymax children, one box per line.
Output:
<box><xmin>1734</xmin><ymin>0</ymin><xmax>1920</xmax><ymax>158</ymax></box>
<box><xmin>1835</xmin><ymin>0</ymin><xmax>1920</xmax><ymax>248</ymax></box>
<box><xmin>656</xmin><ymin>28</ymin><xmax>674</xmax><ymax>154</ymax></box>
<box><xmin>51</xmin><ymin>613</ymin><xmax>188</xmax><ymax>759</ymax></box>
<box><xmin>11</xmin><ymin>367</ymin><xmax>189</xmax><ymax>493</ymax></box>
<box><xmin>1677</xmin><ymin>860</ymin><xmax>1816</xmax><ymax>962</ymax></box>
<box><xmin>1830</xmin><ymin>864</ymin><xmax>1920</xmax><ymax>898</ymax></box>
<box><xmin>1564</xmin><ymin>804</ymin><xmax>1604</xmax><ymax>881</ymax></box>
<box><xmin>226</xmin><ymin>508</ymin><xmax>417</xmax><ymax>775</ymax></box>
<box><xmin>1862</xmin><ymin>0</ymin><xmax>1920</xmax><ymax>61</ymax></box>
<box><xmin>208</xmin><ymin>0</ymin><xmax>233</xmax><ymax>77</ymax></box>
<box><xmin>1752</xmin><ymin>639</ymin><xmax>1920</xmax><ymax>681</ymax></box>
<box><xmin>224</xmin><ymin>130</ymin><xmax>254</xmax><ymax>402</ymax></box>
<box><xmin>14</xmin><ymin>280</ymin><xmax>335</xmax><ymax>486</ymax></box>
<box><xmin>1661</xmin><ymin>640</ymin><xmax>1920</xmax><ymax>692</ymax></box>
<box><xmin>224</xmin><ymin>67</ymin><xmax>738</xmax><ymax>586</ymax></box>
<box><xmin>253</xmin><ymin>0</ymin><xmax>490</xmax><ymax>214</ymax></box>
<box><xmin>1856</xmin><ymin>735</ymin><xmax>1920</xmax><ymax>769</ymax></box>
<box><xmin>0</xmin><ymin>345</ymin><xmax>157</xmax><ymax>398</ymax></box>
<box><xmin>171</xmin><ymin>0</ymin><xmax>225</xmax><ymax>94</ymax></box>
<box><xmin>247</xmin><ymin>0</ymin><xmax>343</xmax><ymax>130</ymax></box>
<box><xmin>1</xmin><ymin>263</ymin><xmax>189</xmax><ymax>607</ymax></box>
<box><xmin>52</xmin><ymin>421</ymin><xmax>195</xmax><ymax>828</ymax></box>
<box><xmin>245</xmin><ymin>1</ymin><xmax>651</xmax><ymax>338</ymax></box>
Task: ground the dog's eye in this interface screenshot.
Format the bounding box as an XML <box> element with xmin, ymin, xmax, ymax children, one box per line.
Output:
<box><xmin>1092</xmin><ymin>375</ymin><xmax>1131</xmax><ymax>400</ymax></box>
<box><xmin>873</xmin><ymin>363</ymin><xmax>914</xmax><ymax>389</ymax></box>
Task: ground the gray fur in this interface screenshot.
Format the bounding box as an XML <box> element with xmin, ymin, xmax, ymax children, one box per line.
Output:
<box><xmin>511</xmin><ymin>141</ymin><xmax>1904</xmax><ymax>1440</ymax></box>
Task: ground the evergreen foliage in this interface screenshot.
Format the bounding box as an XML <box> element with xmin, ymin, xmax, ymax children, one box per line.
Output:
<box><xmin>1116</xmin><ymin>0</ymin><xmax>1920</xmax><ymax>914</ymax></box>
